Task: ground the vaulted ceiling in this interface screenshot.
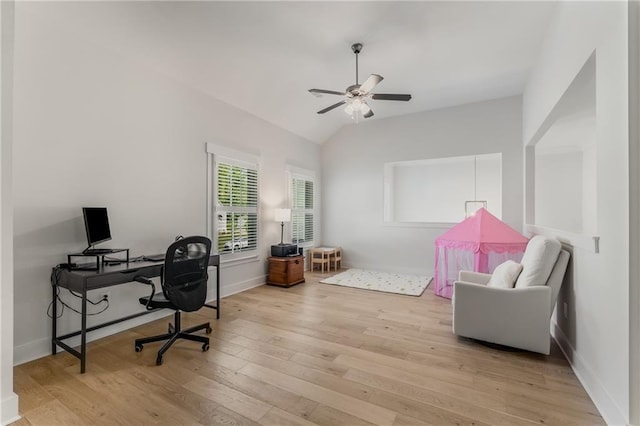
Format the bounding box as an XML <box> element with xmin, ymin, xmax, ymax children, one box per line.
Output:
<box><xmin>18</xmin><ymin>1</ymin><xmax>557</xmax><ymax>143</ymax></box>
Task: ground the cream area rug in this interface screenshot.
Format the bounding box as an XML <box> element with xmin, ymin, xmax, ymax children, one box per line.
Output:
<box><xmin>320</xmin><ymin>268</ymin><xmax>432</xmax><ymax>297</ymax></box>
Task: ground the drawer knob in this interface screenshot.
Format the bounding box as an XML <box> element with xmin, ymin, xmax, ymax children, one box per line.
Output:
<box><xmin>295</xmin><ymin>260</ymin><xmax>299</xmax><ymax>264</ymax></box>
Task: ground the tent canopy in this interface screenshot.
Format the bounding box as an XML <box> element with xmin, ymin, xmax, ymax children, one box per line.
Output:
<box><xmin>435</xmin><ymin>208</ymin><xmax>528</xmax><ymax>254</ymax></box>
<box><xmin>434</xmin><ymin>208</ymin><xmax>528</xmax><ymax>298</ymax></box>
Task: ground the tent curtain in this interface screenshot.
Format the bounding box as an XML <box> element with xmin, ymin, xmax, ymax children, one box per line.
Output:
<box><xmin>433</xmin><ymin>208</ymin><xmax>528</xmax><ymax>299</ymax></box>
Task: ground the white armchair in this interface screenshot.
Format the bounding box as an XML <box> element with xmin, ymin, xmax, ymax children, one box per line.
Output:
<box><xmin>452</xmin><ymin>236</ymin><xmax>570</xmax><ymax>355</ymax></box>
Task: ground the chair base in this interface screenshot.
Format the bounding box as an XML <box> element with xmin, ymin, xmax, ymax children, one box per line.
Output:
<box><xmin>134</xmin><ymin>311</ymin><xmax>211</xmax><ymax>365</ymax></box>
<box><xmin>470</xmin><ymin>338</ymin><xmax>524</xmax><ymax>352</ymax></box>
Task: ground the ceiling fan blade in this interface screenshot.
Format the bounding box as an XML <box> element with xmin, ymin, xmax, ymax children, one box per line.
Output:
<box><xmin>362</xmin><ymin>104</ymin><xmax>374</xmax><ymax>119</ymax></box>
<box><xmin>317</xmin><ymin>100</ymin><xmax>346</xmax><ymax>114</ymax></box>
<box><xmin>371</xmin><ymin>93</ymin><xmax>412</xmax><ymax>101</ymax></box>
<box><xmin>358</xmin><ymin>74</ymin><xmax>383</xmax><ymax>94</ymax></box>
<box><xmin>309</xmin><ymin>89</ymin><xmax>346</xmax><ymax>97</ymax></box>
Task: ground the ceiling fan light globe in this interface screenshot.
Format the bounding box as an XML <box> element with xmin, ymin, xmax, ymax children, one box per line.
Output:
<box><xmin>344</xmin><ymin>104</ymin><xmax>354</xmax><ymax>115</ymax></box>
<box><xmin>352</xmin><ymin>98</ymin><xmax>362</xmax><ymax>109</ymax></box>
<box><xmin>360</xmin><ymin>103</ymin><xmax>371</xmax><ymax>114</ymax></box>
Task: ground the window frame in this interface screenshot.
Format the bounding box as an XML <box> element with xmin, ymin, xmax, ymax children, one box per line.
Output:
<box><xmin>207</xmin><ymin>143</ymin><xmax>260</xmax><ymax>263</ymax></box>
<box><xmin>287</xmin><ymin>166</ymin><xmax>316</xmax><ymax>248</ymax></box>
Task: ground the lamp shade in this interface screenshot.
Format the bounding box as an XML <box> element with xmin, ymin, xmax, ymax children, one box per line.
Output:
<box><xmin>274</xmin><ymin>208</ymin><xmax>291</xmax><ymax>223</ymax></box>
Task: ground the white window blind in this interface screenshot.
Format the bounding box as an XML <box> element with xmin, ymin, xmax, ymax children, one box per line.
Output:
<box><xmin>290</xmin><ymin>174</ymin><xmax>314</xmax><ymax>246</ymax></box>
<box><xmin>214</xmin><ymin>158</ymin><xmax>259</xmax><ymax>257</ymax></box>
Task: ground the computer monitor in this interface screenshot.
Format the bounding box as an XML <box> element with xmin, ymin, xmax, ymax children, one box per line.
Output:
<box><xmin>82</xmin><ymin>207</ymin><xmax>112</xmax><ymax>248</ymax></box>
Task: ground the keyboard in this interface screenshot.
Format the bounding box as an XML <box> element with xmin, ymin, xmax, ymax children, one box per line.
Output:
<box><xmin>143</xmin><ymin>254</ymin><xmax>165</xmax><ymax>262</ymax></box>
<box><xmin>83</xmin><ymin>248</ymin><xmax>114</xmax><ymax>255</ymax></box>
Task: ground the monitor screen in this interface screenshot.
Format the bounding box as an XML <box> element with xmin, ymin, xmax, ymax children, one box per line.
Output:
<box><xmin>82</xmin><ymin>207</ymin><xmax>112</xmax><ymax>246</ymax></box>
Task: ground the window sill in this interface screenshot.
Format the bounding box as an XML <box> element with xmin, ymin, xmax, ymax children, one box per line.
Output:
<box><xmin>219</xmin><ymin>254</ymin><xmax>261</xmax><ymax>268</ymax></box>
<box><xmin>295</xmin><ymin>242</ymin><xmax>315</xmax><ymax>248</ymax></box>
<box><xmin>525</xmin><ymin>224</ymin><xmax>599</xmax><ymax>253</ymax></box>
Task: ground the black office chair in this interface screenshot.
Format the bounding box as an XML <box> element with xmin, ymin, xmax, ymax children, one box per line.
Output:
<box><xmin>134</xmin><ymin>235</ymin><xmax>212</xmax><ymax>365</ymax></box>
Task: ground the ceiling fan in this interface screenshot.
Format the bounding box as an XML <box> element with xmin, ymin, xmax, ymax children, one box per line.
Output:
<box><xmin>309</xmin><ymin>43</ymin><xmax>412</xmax><ymax>119</ymax></box>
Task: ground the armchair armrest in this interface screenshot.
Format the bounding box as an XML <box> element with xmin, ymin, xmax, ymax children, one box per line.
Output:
<box><xmin>452</xmin><ymin>281</ymin><xmax>552</xmax><ymax>354</ymax></box>
<box><xmin>458</xmin><ymin>270</ymin><xmax>491</xmax><ymax>285</ymax></box>
<box><xmin>134</xmin><ymin>275</ymin><xmax>156</xmax><ymax>311</ymax></box>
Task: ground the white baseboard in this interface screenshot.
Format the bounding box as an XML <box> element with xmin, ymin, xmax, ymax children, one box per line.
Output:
<box><xmin>14</xmin><ymin>309</ymin><xmax>173</xmax><ymax>366</ymax></box>
<box><xmin>219</xmin><ymin>274</ymin><xmax>265</xmax><ymax>298</ymax></box>
<box><xmin>14</xmin><ymin>336</ymin><xmax>54</xmax><ymax>366</ymax></box>
<box><xmin>1</xmin><ymin>392</ymin><xmax>19</xmax><ymax>426</ymax></box>
<box><xmin>15</xmin><ymin>275</ymin><xmax>267</xmax><ymax>367</ymax></box>
<box><xmin>552</xmin><ymin>322</ymin><xmax>628</xmax><ymax>425</ymax></box>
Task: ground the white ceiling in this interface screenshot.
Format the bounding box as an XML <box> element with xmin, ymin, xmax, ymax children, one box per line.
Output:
<box><xmin>18</xmin><ymin>1</ymin><xmax>557</xmax><ymax>143</ymax></box>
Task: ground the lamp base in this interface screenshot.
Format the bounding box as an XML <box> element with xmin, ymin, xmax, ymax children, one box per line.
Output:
<box><xmin>280</xmin><ymin>221</ymin><xmax>284</xmax><ymax>245</ymax></box>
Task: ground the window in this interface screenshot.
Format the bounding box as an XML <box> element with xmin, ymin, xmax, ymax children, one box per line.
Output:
<box><xmin>289</xmin><ymin>170</ymin><xmax>315</xmax><ymax>246</ymax></box>
<box><xmin>384</xmin><ymin>153</ymin><xmax>502</xmax><ymax>224</ymax></box>
<box><xmin>207</xmin><ymin>144</ymin><xmax>259</xmax><ymax>260</ymax></box>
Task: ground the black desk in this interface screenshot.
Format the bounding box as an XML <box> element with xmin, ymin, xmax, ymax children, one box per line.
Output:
<box><xmin>51</xmin><ymin>254</ymin><xmax>220</xmax><ymax>373</ymax></box>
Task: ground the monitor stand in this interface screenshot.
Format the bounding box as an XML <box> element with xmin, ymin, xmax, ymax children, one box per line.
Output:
<box><xmin>82</xmin><ymin>246</ymin><xmax>115</xmax><ymax>255</ymax></box>
<box><xmin>69</xmin><ymin>248</ymin><xmax>130</xmax><ymax>270</ymax></box>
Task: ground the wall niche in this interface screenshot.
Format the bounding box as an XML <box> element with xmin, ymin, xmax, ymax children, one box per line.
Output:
<box><xmin>526</xmin><ymin>53</ymin><xmax>598</xmax><ymax>249</ymax></box>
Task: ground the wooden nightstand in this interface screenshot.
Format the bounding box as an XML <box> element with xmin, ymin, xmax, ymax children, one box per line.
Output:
<box><xmin>267</xmin><ymin>256</ymin><xmax>305</xmax><ymax>287</ymax></box>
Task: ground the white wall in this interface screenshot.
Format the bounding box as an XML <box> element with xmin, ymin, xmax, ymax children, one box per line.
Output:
<box><xmin>387</xmin><ymin>153</ymin><xmax>502</xmax><ymax>223</ymax></box>
<box><xmin>321</xmin><ymin>96</ymin><xmax>522</xmax><ymax>276</ymax></box>
<box><xmin>0</xmin><ymin>1</ymin><xmax>19</xmax><ymax>424</ymax></box>
<box><xmin>629</xmin><ymin>2</ymin><xmax>640</xmax><ymax>424</ymax></box>
<box><xmin>522</xmin><ymin>2</ymin><xmax>629</xmax><ymax>424</ymax></box>
<box><xmin>535</xmin><ymin>151</ymin><xmax>583</xmax><ymax>233</ymax></box>
<box><xmin>11</xmin><ymin>5</ymin><xmax>320</xmax><ymax>365</ymax></box>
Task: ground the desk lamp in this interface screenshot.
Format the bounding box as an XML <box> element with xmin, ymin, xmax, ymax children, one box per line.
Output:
<box><xmin>274</xmin><ymin>208</ymin><xmax>291</xmax><ymax>245</ymax></box>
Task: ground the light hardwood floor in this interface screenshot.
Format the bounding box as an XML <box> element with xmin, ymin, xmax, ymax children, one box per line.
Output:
<box><xmin>13</xmin><ymin>270</ymin><xmax>604</xmax><ymax>426</ymax></box>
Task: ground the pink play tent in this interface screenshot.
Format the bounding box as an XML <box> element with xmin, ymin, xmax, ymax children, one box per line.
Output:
<box><xmin>434</xmin><ymin>208</ymin><xmax>528</xmax><ymax>299</ymax></box>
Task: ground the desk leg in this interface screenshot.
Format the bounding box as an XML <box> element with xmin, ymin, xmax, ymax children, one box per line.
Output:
<box><xmin>216</xmin><ymin>266</ymin><xmax>220</xmax><ymax>319</ymax></box>
<box><xmin>51</xmin><ymin>284</ymin><xmax>57</xmax><ymax>355</ymax></box>
<box><xmin>80</xmin><ymin>288</ymin><xmax>87</xmax><ymax>373</ymax></box>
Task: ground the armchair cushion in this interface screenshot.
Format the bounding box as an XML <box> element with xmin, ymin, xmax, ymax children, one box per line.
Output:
<box><xmin>487</xmin><ymin>260</ymin><xmax>522</xmax><ymax>289</ymax></box>
<box><xmin>515</xmin><ymin>236</ymin><xmax>561</xmax><ymax>288</ymax></box>
<box><xmin>458</xmin><ymin>270</ymin><xmax>491</xmax><ymax>285</ymax></box>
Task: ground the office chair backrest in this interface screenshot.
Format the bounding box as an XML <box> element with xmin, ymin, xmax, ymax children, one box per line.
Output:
<box><xmin>162</xmin><ymin>235</ymin><xmax>212</xmax><ymax>312</ymax></box>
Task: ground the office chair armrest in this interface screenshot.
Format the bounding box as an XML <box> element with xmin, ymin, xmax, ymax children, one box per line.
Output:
<box><xmin>134</xmin><ymin>275</ymin><xmax>156</xmax><ymax>310</ymax></box>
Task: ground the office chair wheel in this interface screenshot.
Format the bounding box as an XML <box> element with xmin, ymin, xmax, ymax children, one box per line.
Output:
<box><xmin>156</xmin><ymin>356</ymin><xmax>163</xmax><ymax>366</ymax></box>
<box><xmin>206</xmin><ymin>326</ymin><xmax>212</xmax><ymax>334</ymax></box>
<box><xmin>135</xmin><ymin>344</ymin><xmax>143</xmax><ymax>352</ymax></box>
<box><xmin>202</xmin><ymin>343</ymin><xmax>210</xmax><ymax>352</ymax></box>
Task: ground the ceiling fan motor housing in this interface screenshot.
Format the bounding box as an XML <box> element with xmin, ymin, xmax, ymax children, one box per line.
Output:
<box><xmin>346</xmin><ymin>84</ymin><xmax>362</xmax><ymax>96</ymax></box>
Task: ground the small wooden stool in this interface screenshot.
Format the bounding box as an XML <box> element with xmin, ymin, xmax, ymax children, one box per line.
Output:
<box><xmin>329</xmin><ymin>247</ymin><xmax>342</xmax><ymax>271</ymax></box>
<box><xmin>309</xmin><ymin>247</ymin><xmax>335</xmax><ymax>272</ymax></box>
